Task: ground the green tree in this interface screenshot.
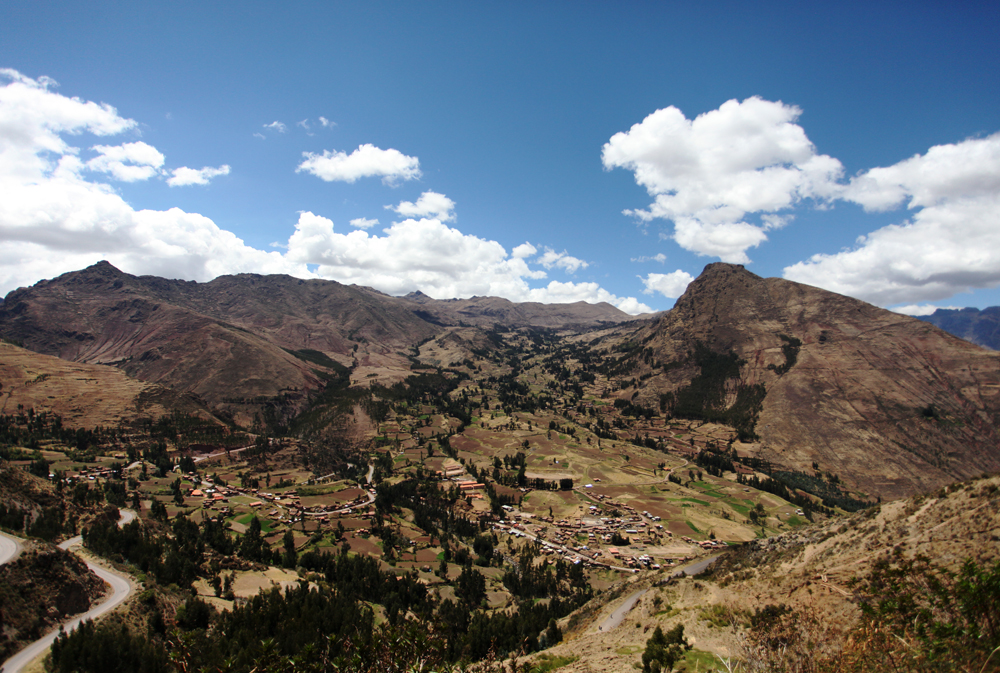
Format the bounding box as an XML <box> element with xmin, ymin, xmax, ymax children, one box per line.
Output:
<box><xmin>642</xmin><ymin>624</ymin><xmax>691</xmax><ymax>673</ymax></box>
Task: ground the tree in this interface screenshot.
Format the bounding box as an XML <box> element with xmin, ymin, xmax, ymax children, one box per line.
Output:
<box><xmin>456</xmin><ymin>566</ymin><xmax>486</xmax><ymax>607</ymax></box>
<box><xmin>282</xmin><ymin>529</ymin><xmax>297</xmax><ymax>568</ymax></box>
<box><xmin>642</xmin><ymin>624</ymin><xmax>691</xmax><ymax>672</ymax></box>
<box><xmin>240</xmin><ymin>516</ymin><xmax>268</xmax><ymax>562</ymax></box>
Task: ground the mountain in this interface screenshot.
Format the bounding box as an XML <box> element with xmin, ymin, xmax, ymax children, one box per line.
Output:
<box><xmin>628</xmin><ymin>263</ymin><xmax>1000</xmax><ymax>500</ymax></box>
<box><xmin>917</xmin><ymin>306</ymin><xmax>1000</xmax><ymax>350</ymax></box>
<box><xmin>401</xmin><ymin>291</ymin><xmax>640</xmax><ymax>328</ymax></box>
<box><xmin>0</xmin><ymin>262</ymin><xmax>640</xmax><ymax>425</ymax></box>
<box><xmin>0</xmin><ymin>262</ymin><xmax>448</xmax><ymax>423</ymax></box>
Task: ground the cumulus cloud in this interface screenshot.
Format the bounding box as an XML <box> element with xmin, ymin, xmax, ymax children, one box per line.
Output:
<box><xmin>0</xmin><ymin>70</ymin><xmax>652</xmax><ymax>314</ymax></box>
<box><xmin>536</xmin><ymin>247</ymin><xmax>588</xmax><ymax>273</ymax></box>
<box><xmin>511</xmin><ymin>242</ymin><xmax>537</xmax><ymax>259</ymax></box>
<box><xmin>604</xmin><ymin>96</ymin><xmax>843</xmax><ymax>263</ymax></box>
<box><xmin>0</xmin><ymin>70</ymin><xmax>302</xmax><ymax>292</ymax></box>
<box><xmin>167</xmin><ymin>164</ymin><xmax>231</xmax><ymax>187</ymax></box>
<box><xmin>318</xmin><ymin>116</ymin><xmax>335</xmax><ymax>128</ymax></box>
<box><xmin>641</xmin><ymin>270</ymin><xmax>695</xmax><ymax>298</ymax></box>
<box><xmin>280</xmin><ymin>213</ymin><xmax>643</xmax><ymax>309</ymax></box>
<box><xmin>784</xmin><ymin>133</ymin><xmax>1000</xmax><ymax>306</ymax></box>
<box><xmin>349</xmin><ymin>217</ymin><xmax>378</xmax><ymax>229</ymax></box>
<box><xmin>263</xmin><ymin>121</ymin><xmax>287</xmax><ymax>133</ymax></box>
<box><xmin>85</xmin><ymin>141</ymin><xmax>164</xmax><ymax>182</ymax></box>
<box><xmin>388</xmin><ymin>190</ymin><xmax>455</xmax><ymax>221</ymax></box>
<box><xmin>297</xmin><ymin>143</ymin><xmax>420</xmax><ymax>184</ymax></box>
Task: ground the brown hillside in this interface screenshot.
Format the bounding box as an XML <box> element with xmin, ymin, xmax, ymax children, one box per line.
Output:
<box><xmin>0</xmin><ymin>262</ymin><xmax>444</xmax><ymax>420</ymax></box>
<box><xmin>0</xmin><ymin>341</ymin><xmax>216</xmax><ymax>428</ymax></box>
<box><xmin>634</xmin><ymin>263</ymin><xmax>1000</xmax><ymax>499</ymax></box>
<box><xmin>537</xmin><ymin>474</ymin><xmax>1000</xmax><ymax>673</ymax></box>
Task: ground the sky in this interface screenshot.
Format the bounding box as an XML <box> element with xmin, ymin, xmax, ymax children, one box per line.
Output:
<box><xmin>2</xmin><ymin>1</ymin><xmax>999</xmax><ymax>316</ymax></box>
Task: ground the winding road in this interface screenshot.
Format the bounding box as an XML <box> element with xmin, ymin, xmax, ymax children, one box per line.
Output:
<box><xmin>1</xmin><ymin>509</ymin><xmax>137</xmax><ymax>673</ymax></box>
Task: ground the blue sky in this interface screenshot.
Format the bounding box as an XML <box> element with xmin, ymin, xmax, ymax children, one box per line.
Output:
<box><xmin>2</xmin><ymin>1</ymin><xmax>999</xmax><ymax>314</ymax></box>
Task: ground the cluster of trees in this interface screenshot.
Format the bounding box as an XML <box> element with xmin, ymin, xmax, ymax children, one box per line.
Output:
<box><xmin>662</xmin><ymin>343</ymin><xmax>765</xmax><ymax>441</ymax></box>
<box><xmin>0</xmin><ymin>408</ymin><xmax>105</xmax><ymax>456</ymax></box>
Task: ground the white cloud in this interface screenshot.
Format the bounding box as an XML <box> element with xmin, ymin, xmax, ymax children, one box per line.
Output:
<box><xmin>85</xmin><ymin>141</ymin><xmax>164</xmax><ymax>182</ymax></box>
<box><xmin>536</xmin><ymin>247</ymin><xmax>588</xmax><ymax>273</ymax></box>
<box><xmin>522</xmin><ymin>280</ymin><xmax>653</xmax><ymax>314</ymax></box>
<box><xmin>167</xmin><ymin>164</ymin><xmax>231</xmax><ymax>187</ymax></box>
<box><xmin>632</xmin><ymin>253</ymin><xmax>668</xmax><ymax>264</ymax></box>
<box><xmin>318</xmin><ymin>116</ymin><xmax>336</xmax><ymax>128</ymax></box>
<box><xmin>297</xmin><ymin>143</ymin><xmax>420</xmax><ymax>185</ymax></box>
<box><xmin>511</xmin><ymin>242</ymin><xmax>537</xmax><ymax>259</ymax></box>
<box><xmin>281</xmin><ymin>213</ymin><xmax>651</xmax><ymax>310</ymax></box>
<box><xmin>604</xmin><ymin>96</ymin><xmax>843</xmax><ymax>263</ymax></box>
<box><xmin>0</xmin><ymin>70</ymin><xmax>303</xmax><ymax>293</ymax></box>
<box><xmin>263</xmin><ymin>121</ymin><xmax>287</xmax><ymax>133</ymax></box>
<box><xmin>388</xmin><ymin>190</ymin><xmax>455</xmax><ymax>221</ymax></box>
<box><xmin>349</xmin><ymin>217</ymin><xmax>378</xmax><ymax>229</ymax></box>
<box><xmin>296</xmin><ymin>119</ymin><xmax>309</xmax><ymax>130</ymax></box>
<box><xmin>253</xmin><ymin>132</ymin><xmax>266</xmax><ymax>140</ymax></box>
<box><xmin>0</xmin><ymin>69</ymin><xmax>137</xmax><ymax>182</ymax></box>
<box><xmin>641</xmin><ymin>270</ymin><xmax>695</xmax><ymax>298</ymax></box>
<box><xmin>0</xmin><ymin>69</ymin><xmax>654</xmax><ymax>316</ymax></box>
<box><xmin>890</xmin><ymin>304</ymin><xmax>961</xmax><ymax>316</ymax></box>
<box><xmin>785</xmin><ymin>133</ymin><xmax>1000</xmax><ymax>306</ymax></box>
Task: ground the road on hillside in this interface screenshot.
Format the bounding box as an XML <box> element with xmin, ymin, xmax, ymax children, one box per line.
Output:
<box><xmin>672</xmin><ymin>554</ymin><xmax>719</xmax><ymax>577</ymax></box>
<box><xmin>0</xmin><ymin>531</ymin><xmax>23</xmax><ymax>566</ymax></box>
<box><xmin>593</xmin><ymin>555</ymin><xmax>721</xmax><ymax>634</ymax></box>
<box><xmin>1</xmin><ymin>509</ymin><xmax>137</xmax><ymax>673</ymax></box>
<box><xmin>596</xmin><ymin>589</ymin><xmax>647</xmax><ymax>632</ymax></box>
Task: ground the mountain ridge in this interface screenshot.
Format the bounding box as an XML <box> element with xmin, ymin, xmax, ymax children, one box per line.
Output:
<box><xmin>627</xmin><ymin>262</ymin><xmax>1000</xmax><ymax>499</ymax></box>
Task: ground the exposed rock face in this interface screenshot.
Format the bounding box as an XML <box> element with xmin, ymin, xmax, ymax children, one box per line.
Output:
<box><xmin>638</xmin><ymin>263</ymin><xmax>1000</xmax><ymax>499</ymax></box>
<box><xmin>918</xmin><ymin>306</ymin><xmax>1000</xmax><ymax>351</ymax></box>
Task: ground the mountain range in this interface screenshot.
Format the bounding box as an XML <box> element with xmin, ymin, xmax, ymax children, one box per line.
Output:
<box><xmin>2</xmin><ymin>261</ymin><xmax>1000</xmax><ymax>500</ymax></box>
<box><xmin>917</xmin><ymin>306</ymin><xmax>1000</xmax><ymax>350</ymax></box>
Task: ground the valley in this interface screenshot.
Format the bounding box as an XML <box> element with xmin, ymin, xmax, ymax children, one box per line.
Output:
<box><xmin>1</xmin><ymin>262</ymin><xmax>998</xmax><ymax>672</ymax></box>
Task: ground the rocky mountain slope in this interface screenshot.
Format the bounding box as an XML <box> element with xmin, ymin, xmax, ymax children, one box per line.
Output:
<box><xmin>0</xmin><ymin>263</ymin><xmax>639</xmax><ymax>424</ymax></box>
<box><xmin>628</xmin><ymin>263</ymin><xmax>1000</xmax><ymax>500</ymax></box>
<box><xmin>918</xmin><ymin>306</ymin><xmax>1000</xmax><ymax>351</ymax></box>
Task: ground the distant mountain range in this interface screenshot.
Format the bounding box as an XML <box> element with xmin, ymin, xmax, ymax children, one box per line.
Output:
<box><xmin>917</xmin><ymin>306</ymin><xmax>1000</xmax><ymax>351</ymax></box>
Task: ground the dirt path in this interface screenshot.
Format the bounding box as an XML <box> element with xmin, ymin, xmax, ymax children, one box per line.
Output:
<box><xmin>1</xmin><ymin>510</ymin><xmax>137</xmax><ymax>673</ymax></box>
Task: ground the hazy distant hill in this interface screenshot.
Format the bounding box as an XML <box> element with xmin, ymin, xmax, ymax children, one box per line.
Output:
<box><xmin>627</xmin><ymin>263</ymin><xmax>1000</xmax><ymax>499</ymax></box>
<box><xmin>917</xmin><ymin>306</ymin><xmax>1000</xmax><ymax>351</ymax></box>
<box><xmin>401</xmin><ymin>290</ymin><xmax>639</xmax><ymax>328</ymax></box>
